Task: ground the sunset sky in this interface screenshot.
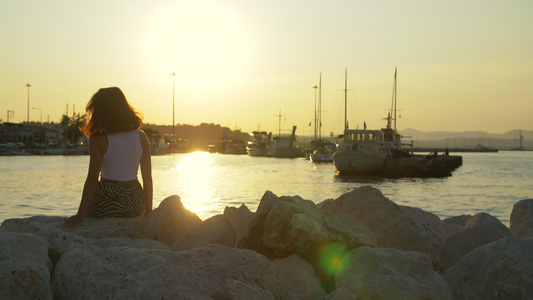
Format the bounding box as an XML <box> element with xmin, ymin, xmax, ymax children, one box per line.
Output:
<box><xmin>1</xmin><ymin>0</ymin><xmax>531</xmax><ymax>136</ymax></box>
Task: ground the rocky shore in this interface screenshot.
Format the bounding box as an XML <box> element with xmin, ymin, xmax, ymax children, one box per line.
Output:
<box><xmin>1</xmin><ymin>186</ymin><xmax>532</xmax><ymax>299</ymax></box>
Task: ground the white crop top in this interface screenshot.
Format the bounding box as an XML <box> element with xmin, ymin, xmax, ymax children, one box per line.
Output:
<box><xmin>100</xmin><ymin>130</ymin><xmax>143</xmax><ymax>181</ymax></box>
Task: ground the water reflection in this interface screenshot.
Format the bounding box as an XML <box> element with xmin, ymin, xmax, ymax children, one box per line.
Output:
<box><xmin>1</xmin><ymin>152</ymin><xmax>531</xmax><ymax>226</ymax></box>
<box><xmin>333</xmin><ymin>174</ymin><xmax>388</xmax><ymax>184</ymax></box>
<box><xmin>174</xmin><ymin>152</ymin><xmax>218</xmax><ymax>217</ymax></box>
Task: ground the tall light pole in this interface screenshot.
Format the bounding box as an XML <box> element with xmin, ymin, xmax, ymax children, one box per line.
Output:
<box><xmin>26</xmin><ymin>83</ymin><xmax>32</xmax><ymax>123</ymax></box>
<box><xmin>32</xmin><ymin>107</ymin><xmax>42</xmax><ymax>124</ymax></box>
<box><xmin>170</xmin><ymin>72</ymin><xmax>177</xmax><ymax>140</ymax></box>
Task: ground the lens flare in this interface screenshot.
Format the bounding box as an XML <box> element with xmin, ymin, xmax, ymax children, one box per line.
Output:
<box><xmin>319</xmin><ymin>243</ymin><xmax>352</xmax><ymax>276</ymax></box>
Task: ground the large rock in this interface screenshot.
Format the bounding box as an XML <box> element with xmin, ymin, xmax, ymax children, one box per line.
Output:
<box><xmin>510</xmin><ymin>198</ymin><xmax>533</xmax><ymax>237</ymax></box>
<box><xmin>142</xmin><ymin>195</ymin><xmax>202</xmax><ymax>245</ymax></box>
<box><xmin>320</xmin><ymin>186</ymin><xmax>445</xmax><ymax>262</ymax></box>
<box><xmin>335</xmin><ymin>246</ymin><xmax>453</xmax><ymax>299</ymax></box>
<box><xmin>440</xmin><ymin>215</ymin><xmax>471</xmax><ymax>237</ymax></box>
<box><xmin>173</xmin><ymin>204</ymin><xmax>256</xmax><ymax>251</ymax></box>
<box><xmin>172</xmin><ymin>214</ymin><xmax>235</xmax><ymax>251</ymax></box>
<box><xmin>0</xmin><ymin>232</ymin><xmax>52</xmax><ymax>300</ymax></box>
<box><xmin>271</xmin><ymin>254</ymin><xmax>328</xmax><ymax>299</ymax></box>
<box><xmin>243</xmin><ymin>191</ymin><xmax>376</xmax><ymax>258</ymax></box>
<box><xmin>52</xmin><ymin>244</ymin><xmax>325</xmax><ymax>299</ymax></box>
<box><xmin>443</xmin><ymin>236</ymin><xmax>533</xmax><ymax>299</ymax></box>
<box><xmin>437</xmin><ymin>212</ymin><xmax>511</xmax><ymax>271</ymax></box>
<box><xmin>0</xmin><ymin>215</ymin><xmax>169</xmax><ymax>268</ymax></box>
<box><xmin>224</xmin><ymin>204</ymin><xmax>255</xmax><ymax>247</ymax></box>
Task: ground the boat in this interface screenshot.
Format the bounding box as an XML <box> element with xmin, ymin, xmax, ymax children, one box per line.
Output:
<box><xmin>332</xmin><ymin>68</ymin><xmax>462</xmax><ymax>177</ymax></box>
<box><xmin>310</xmin><ymin>141</ymin><xmax>336</xmax><ymax>162</ymax></box>
<box><xmin>410</xmin><ymin>145</ymin><xmax>498</xmax><ymax>153</ymax></box>
<box><xmin>150</xmin><ymin>134</ymin><xmax>168</xmax><ymax>155</ymax></box>
<box><xmin>267</xmin><ymin>125</ymin><xmax>302</xmax><ymax>158</ymax></box>
<box><xmin>247</xmin><ymin>131</ymin><xmax>272</xmax><ymax>156</ymax></box>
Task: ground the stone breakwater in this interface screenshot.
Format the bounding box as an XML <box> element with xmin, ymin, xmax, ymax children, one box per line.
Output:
<box><xmin>1</xmin><ymin>186</ymin><xmax>532</xmax><ymax>299</ymax></box>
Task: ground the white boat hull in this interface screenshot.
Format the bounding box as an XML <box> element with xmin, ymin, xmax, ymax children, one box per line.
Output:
<box><xmin>247</xmin><ymin>147</ymin><xmax>268</xmax><ymax>157</ymax></box>
<box><xmin>333</xmin><ymin>150</ymin><xmax>386</xmax><ymax>174</ymax></box>
<box><xmin>310</xmin><ymin>152</ymin><xmax>333</xmax><ymax>163</ymax></box>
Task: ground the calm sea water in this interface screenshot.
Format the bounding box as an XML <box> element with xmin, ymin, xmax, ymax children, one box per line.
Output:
<box><xmin>1</xmin><ymin>152</ymin><xmax>532</xmax><ymax>226</ymax></box>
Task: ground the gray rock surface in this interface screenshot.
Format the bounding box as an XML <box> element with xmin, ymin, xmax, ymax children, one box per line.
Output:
<box><xmin>52</xmin><ymin>244</ymin><xmax>325</xmax><ymax>300</ymax></box>
<box><xmin>510</xmin><ymin>198</ymin><xmax>533</xmax><ymax>237</ymax></box>
<box><xmin>142</xmin><ymin>195</ymin><xmax>203</xmax><ymax>245</ymax></box>
<box><xmin>320</xmin><ymin>185</ymin><xmax>445</xmax><ymax>262</ymax></box>
<box><xmin>437</xmin><ymin>212</ymin><xmax>511</xmax><ymax>271</ymax></box>
<box><xmin>335</xmin><ymin>246</ymin><xmax>453</xmax><ymax>299</ymax></box>
<box><xmin>443</xmin><ymin>236</ymin><xmax>533</xmax><ymax>299</ymax></box>
<box><xmin>0</xmin><ymin>232</ymin><xmax>52</xmax><ymax>300</ymax></box>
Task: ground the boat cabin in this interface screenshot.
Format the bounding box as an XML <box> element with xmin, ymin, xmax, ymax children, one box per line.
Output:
<box><xmin>342</xmin><ymin>129</ymin><xmax>383</xmax><ymax>143</ymax></box>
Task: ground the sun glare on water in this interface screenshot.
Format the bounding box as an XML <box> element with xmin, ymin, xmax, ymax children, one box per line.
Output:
<box><xmin>175</xmin><ymin>152</ymin><xmax>218</xmax><ymax>218</ymax></box>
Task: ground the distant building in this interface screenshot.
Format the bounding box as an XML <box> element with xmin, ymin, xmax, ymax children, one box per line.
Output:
<box><xmin>0</xmin><ymin>122</ymin><xmax>62</xmax><ymax>145</ymax></box>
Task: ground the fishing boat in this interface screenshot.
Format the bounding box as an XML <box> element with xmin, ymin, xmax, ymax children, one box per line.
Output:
<box><xmin>247</xmin><ymin>131</ymin><xmax>272</xmax><ymax>157</ymax></box>
<box><xmin>267</xmin><ymin>125</ymin><xmax>302</xmax><ymax>158</ymax></box>
<box><xmin>333</xmin><ymin>68</ymin><xmax>462</xmax><ymax>177</ymax></box>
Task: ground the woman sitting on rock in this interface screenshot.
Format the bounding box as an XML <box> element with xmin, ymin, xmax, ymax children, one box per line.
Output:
<box><xmin>64</xmin><ymin>87</ymin><xmax>153</xmax><ymax>227</ymax></box>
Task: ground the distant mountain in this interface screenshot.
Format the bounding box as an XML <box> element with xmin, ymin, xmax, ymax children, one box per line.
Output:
<box><xmin>398</xmin><ymin>128</ymin><xmax>531</xmax><ymax>150</ymax></box>
<box><xmin>400</xmin><ymin>128</ymin><xmax>532</xmax><ymax>139</ymax></box>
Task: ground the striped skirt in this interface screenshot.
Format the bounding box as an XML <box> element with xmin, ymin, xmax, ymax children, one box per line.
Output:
<box><xmin>89</xmin><ymin>178</ymin><xmax>146</xmax><ymax>218</ymax></box>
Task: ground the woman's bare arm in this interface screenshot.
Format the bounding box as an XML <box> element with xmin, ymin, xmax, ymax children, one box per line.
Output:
<box><xmin>64</xmin><ymin>135</ymin><xmax>106</xmax><ymax>227</ymax></box>
<box><xmin>139</xmin><ymin>130</ymin><xmax>153</xmax><ymax>216</ymax></box>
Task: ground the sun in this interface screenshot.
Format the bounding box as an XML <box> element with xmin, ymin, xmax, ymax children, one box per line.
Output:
<box><xmin>172</xmin><ymin>23</ymin><xmax>226</xmax><ymax>71</ymax></box>
<box><xmin>163</xmin><ymin>15</ymin><xmax>233</xmax><ymax>79</ymax></box>
<box><xmin>142</xmin><ymin>4</ymin><xmax>249</xmax><ymax>83</ymax></box>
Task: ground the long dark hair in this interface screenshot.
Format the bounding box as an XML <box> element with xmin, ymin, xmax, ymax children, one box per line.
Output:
<box><xmin>80</xmin><ymin>87</ymin><xmax>143</xmax><ymax>137</ymax></box>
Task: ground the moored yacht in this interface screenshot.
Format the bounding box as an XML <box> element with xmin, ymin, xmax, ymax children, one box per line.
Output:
<box><xmin>333</xmin><ymin>68</ymin><xmax>462</xmax><ymax>177</ymax></box>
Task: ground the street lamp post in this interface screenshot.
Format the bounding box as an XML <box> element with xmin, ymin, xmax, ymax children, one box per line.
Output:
<box><xmin>32</xmin><ymin>107</ymin><xmax>42</xmax><ymax>124</ymax></box>
<box><xmin>170</xmin><ymin>72</ymin><xmax>177</xmax><ymax>140</ymax></box>
<box><xmin>26</xmin><ymin>83</ymin><xmax>32</xmax><ymax>123</ymax></box>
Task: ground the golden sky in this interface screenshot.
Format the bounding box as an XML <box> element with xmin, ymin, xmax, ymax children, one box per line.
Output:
<box><xmin>1</xmin><ymin>0</ymin><xmax>531</xmax><ymax>135</ymax></box>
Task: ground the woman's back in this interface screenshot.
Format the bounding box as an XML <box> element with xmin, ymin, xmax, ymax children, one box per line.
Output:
<box><xmin>100</xmin><ymin>130</ymin><xmax>143</xmax><ymax>181</ymax></box>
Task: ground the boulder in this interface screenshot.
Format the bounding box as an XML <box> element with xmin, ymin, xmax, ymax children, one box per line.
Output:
<box><xmin>437</xmin><ymin>212</ymin><xmax>511</xmax><ymax>271</ymax></box>
<box><xmin>0</xmin><ymin>215</ymin><xmax>169</xmax><ymax>270</ymax></box>
<box><xmin>442</xmin><ymin>236</ymin><xmax>533</xmax><ymax>299</ymax></box>
<box><xmin>510</xmin><ymin>198</ymin><xmax>533</xmax><ymax>237</ymax></box>
<box><xmin>271</xmin><ymin>254</ymin><xmax>328</xmax><ymax>299</ymax></box>
<box><xmin>224</xmin><ymin>204</ymin><xmax>255</xmax><ymax>247</ymax></box>
<box><xmin>0</xmin><ymin>232</ymin><xmax>52</xmax><ymax>300</ymax></box>
<box><xmin>51</xmin><ymin>244</ymin><xmax>325</xmax><ymax>299</ymax></box>
<box><xmin>142</xmin><ymin>195</ymin><xmax>202</xmax><ymax>245</ymax></box>
<box><xmin>320</xmin><ymin>186</ymin><xmax>445</xmax><ymax>262</ymax></box>
<box><xmin>172</xmin><ymin>214</ymin><xmax>235</xmax><ymax>251</ymax></box>
<box><xmin>335</xmin><ymin>246</ymin><xmax>453</xmax><ymax>299</ymax></box>
<box><xmin>243</xmin><ymin>191</ymin><xmax>376</xmax><ymax>259</ymax></box>
<box><xmin>322</xmin><ymin>214</ymin><xmax>377</xmax><ymax>249</ymax></box>
<box><xmin>325</xmin><ymin>287</ymin><xmax>358</xmax><ymax>300</ymax></box>
<box><xmin>440</xmin><ymin>214</ymin><xmax>471</xmax><ymax>237</ymax></box>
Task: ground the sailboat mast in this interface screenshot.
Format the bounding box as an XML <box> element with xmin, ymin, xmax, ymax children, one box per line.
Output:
<box><xmin>277</xmin><ymin>109</ymin><xmax>283</xmax><ymax>136</ymax></box>
<box><xmin>319</xmin><ymin>72</ymin><xmax>322</xmax><ymax>140</ymax></box>
<box><xmin>313</xmin><ymin>84</ymin><xmax>318</xmax><ymax>140</ymax></box>
<box><xmin>393</xmin><ymin>67</ymin><xmax>397</xmax><ymax>131</ymax></box>
<box><xmin>344</xmin><ymin>68</ymin><xmax>348</xmax><ymax>130</ymax></box>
